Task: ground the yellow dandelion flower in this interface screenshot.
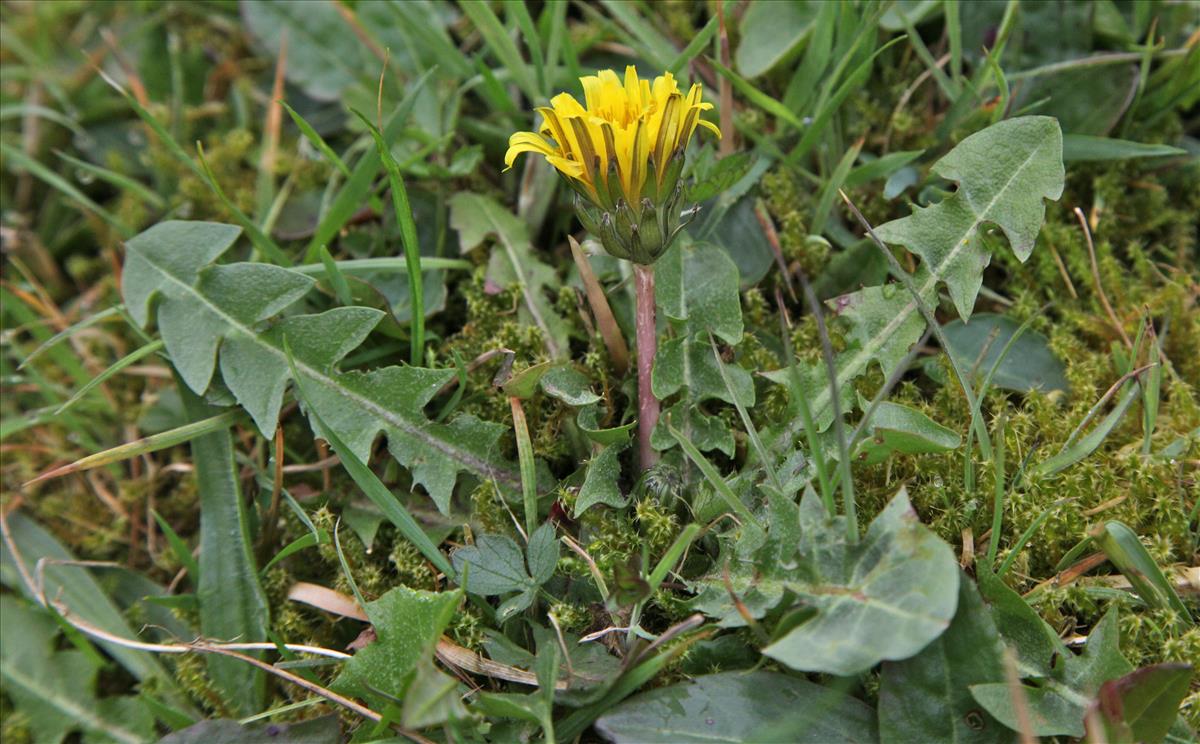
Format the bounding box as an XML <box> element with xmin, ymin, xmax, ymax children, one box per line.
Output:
<box><xmin>504</xmin><ymin>66</ymin><xmax>721</xmax><ymax>208</ymax></box>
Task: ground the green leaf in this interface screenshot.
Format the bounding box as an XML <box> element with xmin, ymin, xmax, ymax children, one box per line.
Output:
<box><xmin>181</xmin><ymin>383</ymin><xmax>269</xmax><ymax>715</ymax></box>
<box><xmin>0</xmin><ymin>596</ymin><xmax>156</xmax><ymax>744</ymax></box>
<box><xmin>763</xmin><ymin>488</ymin><xmax>959</xmax><ymax>676</ymax></box>
<box><xmin>596</xmin><ymin>671</ymin><xmax>877</xmax><ymax>743</ymax></box>
<box><xmin>1091</xmin><ymin>521</ymin><xmax>1191</xmax><ymax>617</ymax></box>
<box><xmin>332</xmin><ymin>585</ymin><xmax>462</xmax><ymax>702</ymax></box>
<box><xmin>159</xmin><ymin>715</ymin><xmax>340</xmax><ymax>744</ymax></box>
<box><xmin>121</xmin><ymin>220</ymin><xmax>521</xmax><ymax>511</ymax></box>
<box><xmin>452</xmin><ymin>534</ymin><xmax>532</xmax><ymax>596</ymax></box>
<box><xmin>1062</xmin><ymin>134</ymin><xmax>1187</xmax><ymax>162</ymax></box>
<box><xmin>775</xmin><ymin>118</ymin><xmax>1064</xmax><ymax>440</ymax></box>
<box><xmin>941</xmin><ymin>314</ymin><xmax>1068</xmax><ymax>394</ymax></box>
<box><xmin>449</xmin><ymin>192</ymin><xmax>568</xmax><ymax>358</ymax></box>
<box><xmin>652</xmin><ymin>338</ymin><xmax>754</xmax><ymax>407</ymax></box>
<box><xmin>874</xmin><ymin>116</ymin><xmax>1064</xmax><ymax>320</ymax></box>
<box><xmin>575</xmin><ymin>442</ymin><xmax>630</xmax><ymax>517</ymax></box>
<box><xmin>540</xmin><ymin>365</ymin><xmax>601</xmax><ymax>406</ymax></box>
<box><xmin>526</xmin><ymin>523</ymin><xmax>560</xmax><ymax>586</ymax></box>
<box><xmin>0</xmin><ymin>512</ymin><xmax>184</xmax><ymax>702</ymax></box>
<box><xmin>1091</xmin><ymin>664</ymin><xmax>1194</xmax><ymax>744</ymax></box>
<box><xmin>879</xmin><ymin>576</ymin><xmax>1013</xmax><ymax>744</ymax></box>
<box><xmin>656</xmin><ymin>240</ymin><xmax>744</xmax><ymax>345</ymax></box>
<box><xmin>651</xmin><ymin>337</ymin><xmax>753</xmax><ymax>457</ymax></box>
<box><xmin>735</xmin><ymin>1</ymin><xmax>820</xmax><ymax>78</ymax></box>
<box><xmin>242</xmin><ymin>0</ymin><xmax>372</xmax><ymax>101</ymax></box>
<box><xmin>576</xmin><ymin>404</ymin><xmax>636</xmax><ymax>446</ymax></box>
<box><xmin>855</xmin><ymin>400</ymin><xmax>962</xmax><ymax>466</ymax></box>
<box><xmin>969</xmin><ymin>587</ymin><xmax>1133</xmax><ymax>738</ymax></box>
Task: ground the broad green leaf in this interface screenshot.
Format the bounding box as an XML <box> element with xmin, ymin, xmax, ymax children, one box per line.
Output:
<box><xmin>655</xmin><ymin>240</ymin><xmax>744</xmax><ymax>345</ymax></box>
<box><xmin>402</xmin><ymin>657</ymin><xmax>469</xmax><ymax>729</ymax></box>
<box><xmin>652</xmin><ymin>338</ymin><xmax>754</xmax><ymax>406</ymax></box>
<box><xmin>180</xmin><ymin>384</ymin><xmax>269</xmax><ymax>715</ymax></box>
<box><xmin>121</xmin><ymin>221</ymin><xmax>521</xmax><ymax>511</ymax></box>
<box><xmin>855</xmin><ymin>400</ymin><xmax>962</xmax><ymax>466</ymax></box>
<box><xmin>159</xmin><ymin>716</ymin><xmax>340</xmax><ymax>744</ymax></box>
<box><xmin>0</xmin><ymin>512</ymin><xmax>184</xmax><ymax>702</ymax></box>
<box><xmin>333</xmin><ymin>585</ymin><xmax>462</xmax><ymax>702</ymax></box>
<box><xmin>596</xmin><ymin>671</ymin><xmax>877</xmax><ymax>743</ymax></box>
<box><xmin>576</xmin><ymin>404</ymin><xmax>636</xmax><ymax>446</ymax></box>
<box><xmin>941</xmin><ymin>314</ymin><xmax>1068</xmax><ymax>394</ymax></box>
<box><xmin>874</xmin><ymin>116</ymin><xmax>1064</xmax><ymax>320</ymax></box>
<box><xmin>776</xmin><ymin>117</ymin><xmax>1064</xmax><ymax>441</ymax></box>
<box><xmin>1062</xmin><ymin>135</ymin><xmax>1187</xmax><ymax>162</ymax></box>
<box><xmin>526</xmin><ymin>523</ymin><xmax>560</xmax><ymax>586</ymax></box>
<box><xmin>736</xmin><ymin>1</ymin><xmax>820</xmax><ymax>78</ymax></box>
<box><xmin>449</xmin><ymin>192</ymin><xmax>568</xmax><ymax>358</ymax></box>
<box><xmin>1090</xmin><ymin>664</ymin><xmax>1194</xmax><ymax>744</ymax></box>
<box><xmin>0</xmin><ymin>597</ymin><xmax>156</xmax><ymax>744</ymax></box>
<box><xmin>970</xmin><ymin>585</ymin><xmax>1133</xmax><ymax>738</ymax></box>
<box><xmin>575</xmin><ymin>443</ymin><xmax>630</xmax><ymax>517</ymax></box>
<box><xmin>879</xmin><ymin>576</ymin><xmax>1013</xmax><ymax>744</ymax></box>
<box><xmin>651</xmin><ymin>337</ymin><xmax>753</xmax><ymax>456</ymax></box>
<box><xmin>879</xmin><ymin>0</ymin><xmax>941</xmax><ymax>31</ymax></box>
<box><xmin>763</xmin><ymin>488</ymin><xmax>959</xmax><ymax>676</ymax></box>
<box><xmin>540</xmin><ymin>365</ymin><xmax>601</xmax><ymax>406</ymax></box>
<box><xmin>241</xmin><ymin>0</ymin><xmax>373</xmax><ymax>100</ymax></box>
<box><xmin>452</xmin><ymin>534</ymin><xmax>532</xmax><ymax>596</ymax></box>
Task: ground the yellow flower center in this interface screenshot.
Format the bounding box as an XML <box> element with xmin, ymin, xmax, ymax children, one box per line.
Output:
<box><xmin>505</xmin><ymin>66</ymin><xmax>721</xmax><ymax>206</ymax></box>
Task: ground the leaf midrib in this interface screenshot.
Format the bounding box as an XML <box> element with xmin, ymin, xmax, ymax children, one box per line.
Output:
<box><xmin>0</xmin><ymin>664</ymin><xmax>145</xmax><ymax>744</ymax></box>
<box><xmin>142</xmin><ymin>255</ymin><xmax>521</xmax><ymax>488</ymax></box>
<box><xmin>800</xmin><ymin>132</ymin><xmax>1055</xmax><ymax>431</ymax></box>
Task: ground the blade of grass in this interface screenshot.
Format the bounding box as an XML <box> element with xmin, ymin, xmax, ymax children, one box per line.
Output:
<box><xmin>707</xmin><ymin>333</ymin><xmax>785</xmax><ymax>497</ymax></box>
<box><xmin>709</xmin><ymin>59</ymin><xmax>805</xmax><ymax>130</ymax></box>
<box><xmin>280</xmin><ymin>101</ymin><xmax>352</xmax><ymax>179</ymax></box>
<box><xmin>665</xmin><ymin>418</ymin><xmax>762</xmax><ymax>530</ymax></box>
<box><xmin>798</xmin><ymin>272</ymin><xmax>856</xmax><ymax>542</ymax></box>
<box><xmin>508</xmin><ymin>0</ymin><xmax>546</xmax><ymax>94</ymax></box>
<box><xmin>20</xmin><ymin>306</ymin><xmax>121</xmax><ymax>369</ymax></box>
<box><xmin>179</xmin><ymin>381</ymin><xmax>269</xmax><ymax>715</ymax></box>
<box><xmin>351</xmin><ymin>109</ymin><xmax>425</xmax><ymax>366</ymax></box>
<box><xmin>54</xmin><ymin>150</ymin><xmax>165</xmax><ymax>209</ymax></box>
<box><xmin>985</xmin><ymin>411</ymin><xmax>1008</xmax><ymax>571</ymax></box>
<box><xmin>290</xmin><ymin>256</ymin><xmax>470</xmax><ymax>276</ymax></box>
<box><xmin>667</xmin><ymin>15</ymin><xmax>719</xmax><ymax>76</ymax></box>
<box><xmin>283</xmin><ymin>339</ymin><xmax>454</xmax><ymax>577</ymax></box>
<box><xmin>24</xmin><ymin>410</ymin><xmax>244</xmax><ymax>487</ymax></box>
<box><xmin>303</xmin><ymin>69</ymin><xmax>433</xmax><ymax>263</ymax></box>
<box><xmin>195</xmin><ymin>142</ymin><xmax>290</xmax><ymax>266</ymax></box>
<box><xmin>55</xmin><ymin>339</ymin><xmax>164</xmax><ymax>415</ymax></box>
<box><xmin>459</xmin><ymin>1</ymin><xmax>537</xmax><ymax>100</ymax></box>
<box><xmin>811</xmin><ymin>138</ymin><xmax>863</xmax><ymax>235</ymax></box>
<box><xmin>317</xmin><ymin>246</ymin><xmax>354</xmax><ymax>306</ymax></box>
<box><xmin>1092</xmin><ymin>521</ymin><xmax>1190</xmax><ymax>618</ymax></box>
<box><xmin>508</xmin><ymin>395</ymin><xmax>540</xmax><ymax>538</ymax></box>
<box><xmin>773</xmin><ymin>288</ymin><xmax>834</xmax><ymax>515</ymax></box>
<box><xmin>151</xmin><ymin>510</ymin><xmax>200</xmax><ymax>581</ymax></box>
<box><xmin>598</xmin><ymin>0</ymin><xmax>677</xmax><ymax>70</ymax></box>
<box><xmin>787</xmin><ymin>36</ymin><xmax>906</xmax><ymax>165</ymax></box>
<box><xmin>1</xmin><ymin>142</ymin><xmax>132</xmax><ymax>236</ymax></box>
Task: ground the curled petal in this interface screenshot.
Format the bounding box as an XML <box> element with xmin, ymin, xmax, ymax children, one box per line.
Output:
<box><xmin>504</xmin><ymin>132</ymin><xmax>557</xmax><ymax>170</ymax></box>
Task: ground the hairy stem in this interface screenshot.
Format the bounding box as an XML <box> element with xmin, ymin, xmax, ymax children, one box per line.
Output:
<box><xmin>634</xmin><ymin>263</ymin><xmax>659</xmax><ymax>470</ymax></box>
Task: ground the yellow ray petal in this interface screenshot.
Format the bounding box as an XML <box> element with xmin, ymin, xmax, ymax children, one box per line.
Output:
<box><xmin>504</xmin><ymin>131</ymin><xmax>557</xmax><ymax>170</ymax></box>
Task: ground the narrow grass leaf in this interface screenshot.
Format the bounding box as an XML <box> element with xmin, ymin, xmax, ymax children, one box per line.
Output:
<box><xmin>55</xmin><ymin>339</ymin><xmax>164</xmax><ymax>415</ymax></box>
<box><xmin>1</xmin><ymin>142</ymin><xmax>131</xmax><ymax>236</ymax></box>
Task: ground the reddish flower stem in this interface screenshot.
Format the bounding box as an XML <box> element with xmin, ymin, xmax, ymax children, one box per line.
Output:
<box><xmin>634</xmin><ymin>263</ymin><xmax>659</xmax><ymax>470</ymax></box>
